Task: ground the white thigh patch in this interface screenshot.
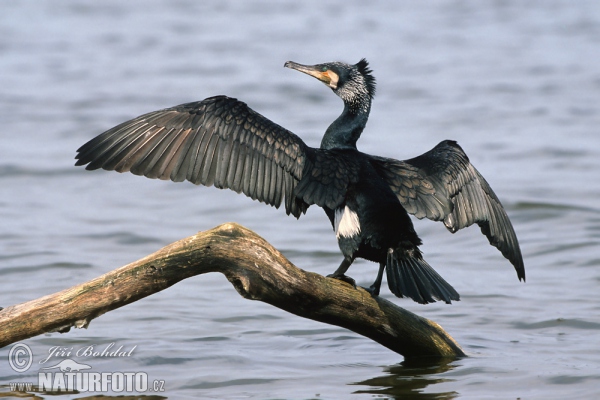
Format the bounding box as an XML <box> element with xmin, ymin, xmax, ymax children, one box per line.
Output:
<box><xmin>334</xmin><ymin>206</ymin><xmax>361</xmax><ymax>238</ymax></box>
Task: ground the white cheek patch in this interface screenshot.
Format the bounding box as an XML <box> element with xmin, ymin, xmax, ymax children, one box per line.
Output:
<box><xmin>334</xmin><ymin>206</ymin><xmax>361</xmax><ymax>238</ymax></box>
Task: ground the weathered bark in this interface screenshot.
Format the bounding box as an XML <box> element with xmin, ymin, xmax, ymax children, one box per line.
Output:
<box><xmin>0</xmin><ymin>223</ymin><xmax>465</xmax><ymax>359</ymax></box>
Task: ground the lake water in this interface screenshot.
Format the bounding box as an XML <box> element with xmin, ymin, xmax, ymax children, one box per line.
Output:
<box><xmin>2</xmin><ymin>1</ymin><xmax>600</xmax><ymax>399</ymax></box>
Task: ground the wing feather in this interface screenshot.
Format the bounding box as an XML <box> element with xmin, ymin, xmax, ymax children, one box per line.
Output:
<box><xmin>170</xmin><ymin>127</ymin><xmax>200</xmax><ymax>182</ymax></box>
<box><xmin>76</xmin><ymin>96</ymin><xmax>310</xmax><ymax>217</ymax></box>
<box><xmin>371</xmin><ymin>140</ymin><xmax>525</xmax><ymax>281</ymax></box>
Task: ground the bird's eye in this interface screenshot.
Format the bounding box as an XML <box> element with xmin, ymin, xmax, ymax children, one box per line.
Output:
<box><xmin>321</xmin><ymin>66</ymin><xmax>328</xmax><ymax>72</ymax></box>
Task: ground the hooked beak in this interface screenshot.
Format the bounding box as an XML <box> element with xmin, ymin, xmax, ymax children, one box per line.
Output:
<box><xmin>284</xmin><ymin>61</ymin><xmax>338</xmax><ymax>89</ymax></box>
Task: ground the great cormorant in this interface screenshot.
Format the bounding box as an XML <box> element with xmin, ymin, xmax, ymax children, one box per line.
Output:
<box><xmin>75</xmin><ymin>59</ymin><xmax>525</xmax><ymax>304</ymax></box>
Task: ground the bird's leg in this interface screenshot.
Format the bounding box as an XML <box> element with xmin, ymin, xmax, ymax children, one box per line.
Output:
<box><xmin>327</xmin><ymin>258</ymin><xmax>356</xmax><ymax>288</ymax></box>
<box><xmin>364</xmin><ymin>262</ymin><xmax>385</xmax><ymax>297</ymax></box>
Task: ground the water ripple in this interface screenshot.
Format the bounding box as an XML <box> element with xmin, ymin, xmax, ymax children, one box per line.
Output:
<box><xmin>512</xmin><ymin>318</ymin><xmax>600</xmax><ymax>330</ymax></box>
<box><xmin>0</xmin><ymin>261</ymin><xmax>91</xmax><ymax>276</ymax></box>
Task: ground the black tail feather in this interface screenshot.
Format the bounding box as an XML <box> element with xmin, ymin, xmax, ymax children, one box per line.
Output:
<box><xmin>386</xmin><ymin>248</ymin><xmax>460</xmax><ymax>304</ymax></box>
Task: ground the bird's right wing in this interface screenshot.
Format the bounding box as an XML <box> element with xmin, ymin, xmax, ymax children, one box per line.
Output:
<box><xmin>371</xmin><ymin>140</ymin><xmax>525</xmax><ymax>281</ymax></box>
<box><xmin>75</xmin><ymin>96</ymin><xmax>311</xmax><ymax>217</ymax></box>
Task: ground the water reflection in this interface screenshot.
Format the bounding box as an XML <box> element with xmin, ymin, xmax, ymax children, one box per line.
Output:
<box><xmin>352</xmin><ymin>358</ymin><xmax>458</xmax><ymax>399</ymax></box>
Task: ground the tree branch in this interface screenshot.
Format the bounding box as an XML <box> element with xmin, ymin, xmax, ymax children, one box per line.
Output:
<box><xmin>0</xmin><ymin>223</ymin><xmax>465</xmax><ymax>359</ymax></box>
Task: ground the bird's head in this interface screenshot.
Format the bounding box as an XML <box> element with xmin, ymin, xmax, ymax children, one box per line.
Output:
<box><xmin>284</xmin><ymin>59</ymin><xmax>376</xmax><ymax>112</ymax></box>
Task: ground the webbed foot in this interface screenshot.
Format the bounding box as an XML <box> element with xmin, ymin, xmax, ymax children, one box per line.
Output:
<box><xmin>363</xmin><ymin>284</ymin><xmax>380</xmax><ymax>297</ymax></box>
<box><xmin>326</xmin><ymin>273</ymin><xmax>357</xmax><ymax>288</ymax></box>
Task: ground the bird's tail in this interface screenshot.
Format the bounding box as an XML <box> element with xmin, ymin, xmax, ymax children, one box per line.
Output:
<box><xmin>386</xmin><ymin>247</ymin><xmax>460</xmax><ymax>304</ymax></box>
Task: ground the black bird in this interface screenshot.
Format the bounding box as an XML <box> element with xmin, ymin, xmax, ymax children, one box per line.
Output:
<box><xmin>75</xmin><ymin>59</ymin><xmax>525</xmax><ymax>304</ymax></box>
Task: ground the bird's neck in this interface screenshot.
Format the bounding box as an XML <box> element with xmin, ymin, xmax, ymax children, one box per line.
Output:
<box><xmin>320</xmin><ymin>99</ymin><xmax>371</xmax><ymax>150</ymax></box>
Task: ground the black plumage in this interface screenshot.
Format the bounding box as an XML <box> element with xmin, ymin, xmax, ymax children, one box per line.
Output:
<box><xmin>75</xmin><ymin>59</ymin><xmax>525</xmax><ymax>304</ymax></box>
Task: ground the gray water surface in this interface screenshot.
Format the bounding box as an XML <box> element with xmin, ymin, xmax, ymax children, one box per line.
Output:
<box><xmin>2</xmin><ymin>1</ymin><xmax>600</xmax><ymax>399</ymax></box>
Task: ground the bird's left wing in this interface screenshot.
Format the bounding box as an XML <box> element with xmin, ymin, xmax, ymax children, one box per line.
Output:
<box><xmin>75</xmin><ymin>96</ymin><xmax>311</xmax><ymax>217</ymax></box>
<box><xmin>371</xmin><ymin>140</ymin><xmax>525</xmax><ymax>280</ymax></box>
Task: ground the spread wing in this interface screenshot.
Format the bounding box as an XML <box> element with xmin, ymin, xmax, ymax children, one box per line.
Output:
<box><xmin>371</xmin><ymin>140</ymin><xmax>525</xmax><ymax>280</ymax></box>
<box><xmin>75</xmin><ymin>95</ymin><xmax>311</xmax><ymax>217</ymax></box>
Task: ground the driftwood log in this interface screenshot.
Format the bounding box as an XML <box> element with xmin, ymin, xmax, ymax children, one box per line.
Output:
<box><xmin>0</xmin><ymin>223</ymin><xmax>465</xmax><ymax>359</ymax></box>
